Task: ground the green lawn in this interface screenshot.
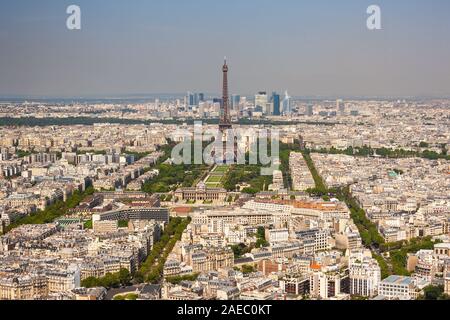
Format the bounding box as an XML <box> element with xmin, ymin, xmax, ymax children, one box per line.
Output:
<box><xmin>206</xmin><ymin>175</ymin><xmax>223</xmax><ymax>183</ymax></box>
<box><xmin>213</xmin><ymin>166</ymin><xmax>229</xmax><ymax>173</ymax></box>
<box><xmin>205</xmin><ymin>182</ymin><xmax>221</xmax><ymax>188</ymax></box>
<box><xmin>202</xmin><ymin>165</ymin><xmax>229</xmax><ymax>188</ymax></box>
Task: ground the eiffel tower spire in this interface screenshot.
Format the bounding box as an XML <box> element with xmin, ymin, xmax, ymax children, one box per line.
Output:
<box><xmin>219</xmin><ymin>57</ymin><xmax>232</xmax><ymax>131</ymax></box>
<box><xmin>214</xmin><ymin>58</ymin><xmax>237</xmax><ymax>164</ymax></box>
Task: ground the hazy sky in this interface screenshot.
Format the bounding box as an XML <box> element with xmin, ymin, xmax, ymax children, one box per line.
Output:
<box><xmin>0</xmin><ymin>0</ymin><xmax>449</xmax><ymax>98</ymax></box>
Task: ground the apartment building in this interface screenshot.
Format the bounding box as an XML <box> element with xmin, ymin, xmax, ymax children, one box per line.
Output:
<box><xmin>378</xmin><ymin>275</ymin><xmax>425</xmax><ymax>300</ymax></box>
<box><xmin>309</xmin><ymin>270</ymin><xmax>349</xmax><ymax>300</ymax></box>
<box><xmin>265</xmin><ymin>228</ymin><xmax>289</xmax><ymax>243</ymax></box>
<box><xmin>349</xmin><ymin>259</ymin><xmax>381</xmax><ymax>297</ymax></box>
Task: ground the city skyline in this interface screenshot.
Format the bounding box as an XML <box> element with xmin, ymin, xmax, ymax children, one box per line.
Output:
<box><xmin>1</xmin><ymin>0</ymin><xmax>450</xmax><ymax>98</ymax></box>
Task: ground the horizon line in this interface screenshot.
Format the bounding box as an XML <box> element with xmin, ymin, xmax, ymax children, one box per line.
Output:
<box><xmin>1</xmin><ymin>93</ymin><xmax>450</xmax><ymax>102</ymax></box>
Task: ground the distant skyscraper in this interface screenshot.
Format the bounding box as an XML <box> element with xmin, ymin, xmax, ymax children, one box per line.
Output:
<box><xmin>188</xmin><ymin>92</ymin><xmax>195</xmax><ymax>106</ymax></box>
<box><xmin>282</xmin><ymin>91</ymin><xmax>291</xmax><ymax>115</ymax></box>
<box><xmin>337</xmin><ymin>99</ymin><xmax>345</xmax><ymax>115</ymax></box>
<box><xmin>255</xmin><ymin>92</ymin><xmax>268</xmax><ymax>114</ymax></box>
<box><xmin>213</xmin><ymin>98</ymin><xmax>223</xmax><ymax>105</ymax></box>
<box><xmin>193</xmin><ymin>93</ymin><xmax>198</xmax><ymax>105</ymax></box>
<box><xmin>187</xmin><ymin>92</ymin><xmax>202</xmax><ymax>106</ymax></box>
<box><xmin>272</xmin><ymin>92</ymin><xmax>281</xmax><ymax>116</ymax></box>
<box><xmin>238</xmin><ymin>96</ymin><xmax>246</xmax><ymax>115</ymax></box>
<box><xmin>231</xmin><ymin>94</ymin><xmax>241</xmax><ymax>111</ymax></box>
<box><xmin>306</xmin><ymin>104</ymin><xmax>314</xmax><ymax>116</ymax></box>
<box><xmin>199</xmin><ymin>102</ymin><xmax>205</xmax><ymax>117</ymax></box>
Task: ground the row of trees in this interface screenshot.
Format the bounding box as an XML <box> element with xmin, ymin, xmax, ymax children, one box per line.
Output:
<box><xmin>135</xmin><ymin>217</ymin><xmax>191</xmax><ymax>284</ymax></box>
<box><xmin>279</xmin><ymin>142</ymin><xmax>303</xmax><ymax>190</ymax></box>
<box><xmin>350</xmin><ymin>206</ymin><xmax>385</xmax><ymax>248</ymax></box>
<box><xmin>312</xmin><ymin>146</ymin><xmax>450</xmax><ymax>161</ymax></box>
<box><xmin>301</xmin><ymin>151</ymin><xmax>328</xmax><ymax>195</ymax></box>
<box><xmin>372</xmin><ymin>254</ymin><xmax>390</xmax><ymax>280</ymax></box>
<box><xmin>81</xmin><ymin>268</ymin><xmax>132</xmax><ymax>289</ymax></box>
<box><xmin>291</xmin><ymin>150</ymin><xmax>386</xmax><ymax>249</ymax></box>
<box><xmin>16</xmin><ymin>149</ymin><xmax>34</xmax><ymax>158</ymax></box>
<box><xmin>165</xmin><ymin>273</ymin><xmax>200</xmax><ymax>285</ymax></box>
<box><xmin>380</xmin><ymin>236</ymin><xmax>438</xmax><ymax>253</ymax></box>
<box><xmin>0</xmin><ymin>116</ymin><xmax>337</xmax><ymax>128</ymax></box>
<box><xmin>337</xmin><ymin>187</ymin><xmax>385</xmax><ymax>248</ymax></box>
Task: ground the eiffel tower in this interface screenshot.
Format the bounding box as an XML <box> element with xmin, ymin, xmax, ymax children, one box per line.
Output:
<box><xmin>216</xmin><ymin>58</ymin><xmax>237</xmax><ymax>164</ymax></box>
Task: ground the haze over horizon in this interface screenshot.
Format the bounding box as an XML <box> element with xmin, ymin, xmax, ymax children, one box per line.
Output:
<box><xmin>1</xmin><ymin>0</ymin><xmax>450</xmax><ymax>98</ymax></box>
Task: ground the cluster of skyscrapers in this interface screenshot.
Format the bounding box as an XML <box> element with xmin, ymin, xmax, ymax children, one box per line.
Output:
<box><xmin>254</xmin><ymin>91</ymin><xmax>291</xmax><ymax>116</ymax></box>
<box><xmin>185</xmin><ymin>90</ymin><xmax>292</xmax><ymax>117</ymax></box>
<box><xmin>187</xmin><ymin>92</ymin><xmax>205</xmax><ymax>107</ymax></box>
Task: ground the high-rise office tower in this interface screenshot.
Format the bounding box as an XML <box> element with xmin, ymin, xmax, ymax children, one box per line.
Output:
<box><xmin>272</xmin><ymin>92</ymin><xmax>281</xmax><ymax>116</ymax></box>
<box><xmin>187</xmin><ymin>92</ymin><xmax>202</xmax><ymax>106</ymax></box>
<box><xmin>282</xmin><ymin>91</ymin><xmax>291</xmax><ymax>115</ymax></box>
<box><xmin>239</xmin><ymin>96</ymin><xmax>246</xmax><ymax>115</ymax></box>
<box><xmin>194</xmin><ymin>93</ymin><xmax>199</xmax><ymax>106</ymax></box>
<box><xmin>337</xmin><ymin>99</ymin><xmax>345</xmax><ymax>115</ymax></box>
<box><xmin>188</xmin><ymin>92</ymin><xmax>195</xmax><ymax>106</ymax></box>
<box><xmin>255</xmin><ymin>92</ymin><xmax>268</xmax><ymax>114</ymax></box>
<box><xmin>231</xmin><ymin>94</ymin><xmax>241</xmax><ymax>111</ymax></box>
<box><xmin>213</xmin><ymin>98</ymin><xmax>223</xmax><ymax>105</ymax></box>
<box><xmin>306</xmin><ymin>104</ymin><xmax>314</xmax><ymax>116</ymax></box>
<box><xmin>267</xmin><ymin>102</ymin><xmax>274</xmax><ymax>115</ymax></box>
<box><xmin>199</xmin><ymin>102</ymin><xmax>206</xmax><ymax>117</ymax></box>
